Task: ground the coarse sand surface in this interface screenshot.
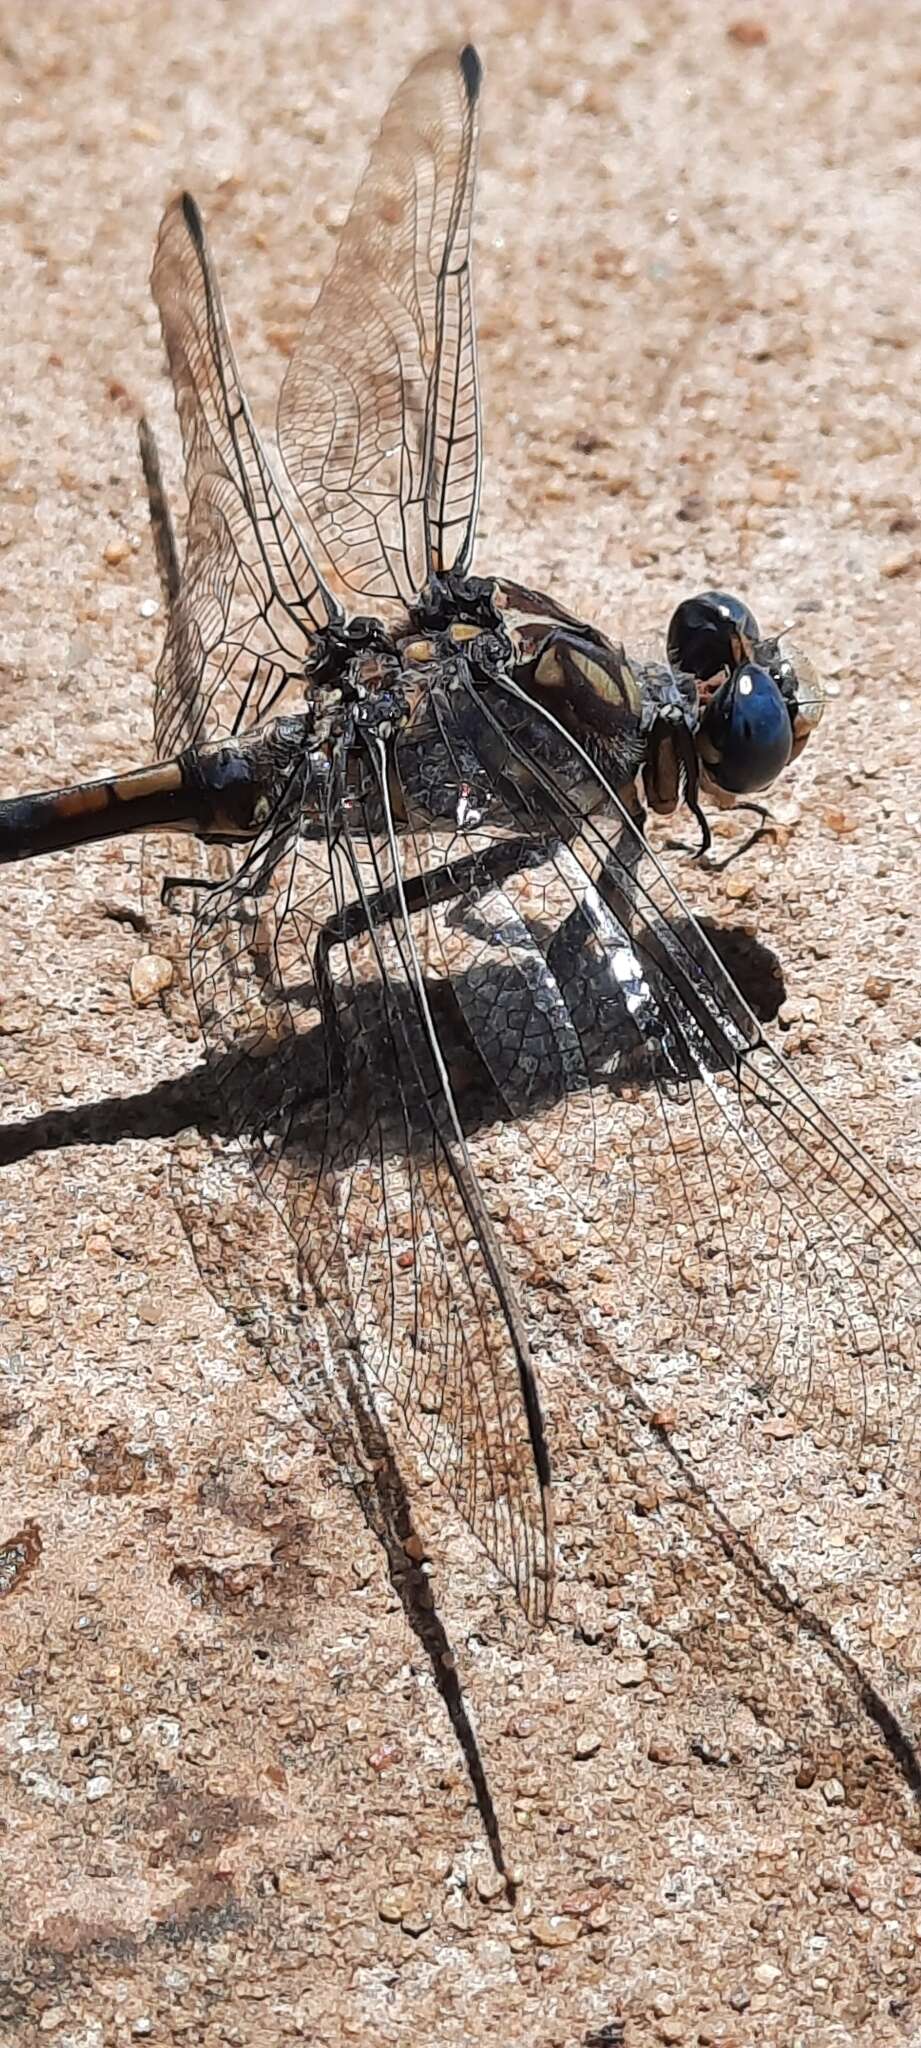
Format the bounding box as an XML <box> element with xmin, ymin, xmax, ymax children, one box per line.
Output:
<box><xmin>2</xmin><ymin>4</ymin><xmax>921</xmax><ymax>2043</ymax></box>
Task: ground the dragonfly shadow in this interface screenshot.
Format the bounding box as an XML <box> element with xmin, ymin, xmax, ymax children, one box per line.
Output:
<box><xmin>6</xmin><ymin>913</ymin><xmax>916</xmax><ymax>1823</ymax></box>
<box><xmin>236</xmin><ymin>1300</ymin><xmax>517</xmax><ymax>1887</ymax></box>
<box><xmin>0</xmin><ymin>915</ymin><xmax>783</xmax><ymax>1173</ymax></box>
<box><xmin>587</xmin><ymin>1370</ymin><xmax>921</xmax><ymax>1824</ymax></box>
<box><xmin>330</xmin><ymin>1370</ymin><xmax>517</xmax><ymax>1888</ymax></box>
<box><xmin>166</xmin><ymin>1119</ymin><xmax>522</xmax><ymax>1886</ymax></box>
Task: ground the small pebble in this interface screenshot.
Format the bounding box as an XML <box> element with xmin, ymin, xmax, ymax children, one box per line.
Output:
<box><xmin>612</xmin><ymin>1658</ymin><xmax>646</xmax><ymax>1688</ymax></box>
<box><xmin>822</xmin><ymin>807</ymin><xmax>859</xmax><ymax>837</ymax></box>
<box><xmin>401</xmin><ymin>1906</ymin><xmax>431</xmax><ymax>1937</ymax></box>
<box><xmin>130</xmin><ymin>953</ymin><xmax>174</xmax><ymax>1005</ymax></box>
<box><xmin>131</xmin><ymin>2024</ymin><xmax>153</xmax><ymax>2039</ymax></box>
<box><xmin>103</xmin><ymin>538</ymin><xmax>131</xmax><ymax>566</ymax></box>
<box><xmin>762</xmin><ymin>1414</ymin><xmax>797</xmax><ymax>1440</ymax></box>
<box><xmin>377</xmin><ymin>1888</ymin><xmax>409</xmax><ymax>1923</ymax></box>
<box><xmin>85</xmin><ymin>1774</ymin><xmax>112</xmax><ymax>1802</ymax></box>
<box><xmin>822</xmin><ymin>1776</ymin><xmax>846</xmax><ymax>1805</ymax></box>
<box><xmin>443</xmin><ymin>1899</ymin><xmax>473</xmax><ymax>1932</ymax></box>
<box><xmin>261</xmin><ymin>1455</ymin><xmax>293</xmax><ymax>1486</ymax></box>
<box><xmin>880</xmin><ymin>549</ymin><xmax>917</xmax><ymax>579</ymax></box>
<box><xmin>368</xmin><ymin>1741</ymin><xmax>402</xmax><ymax>1772</ymax></box>
<box><xmin>530</xmin><ymin>1913</ymin><xmax>581</xmax><ymax>1948</ymax></box>
<box><xmin>727</xmin><ymin>18</ymin><xmax>768</xmax><ymax>45</ymax></box>
<box><xmin>39</xmin><ymin>2010</ymin><xmax>65</xmax><ymax>2033</ymax></box>
<box><xmin>753</xmin><ymin>1962</ymin><xmax>780</xmax><ymax>1988</ymax></box>
<box><xmin>139</xmin><ymin>597</ymin><xmax>159</xmax><ymax>618</ymax></box>
<box><xmin>574</xmin><ymin>1727</ymin><xmax>602</xmax><ymax>1759</ymax></box>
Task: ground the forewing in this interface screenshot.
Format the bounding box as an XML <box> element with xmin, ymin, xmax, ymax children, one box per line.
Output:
<box><xmin>277</xmin><ymin>46</ymin><xmax>482</xmax><ymax>605</ymax></box>
<box><xmin>390</xmin><ymin>673</ymin><xmax>921</xmax><ymax>1491</ymax></box>
<box><xmin>148</xmin><ymin>193</ymin><xmax>338</xmax><ymax>756</ymax></box>
<box><xmin>185</xmin><ymin>761</ymin><xmax>553</xmax><ymax>1621</ymax></box>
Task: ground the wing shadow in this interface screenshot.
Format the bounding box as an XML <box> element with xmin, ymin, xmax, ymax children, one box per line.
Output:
<box><xmin>0</xmin><ymin>916</ymin><xmax>784</xmax><ymax>1172</ymax></box>
<box><xmin>4</xmin><ymin>911</ymin><xmax>918</xmax><ymax>1820</ymax></box>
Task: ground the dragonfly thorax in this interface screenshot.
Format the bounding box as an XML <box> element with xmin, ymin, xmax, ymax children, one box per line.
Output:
<box><xmin>306</xmin><ymin>614</ymin><xmax>401</xmax><ymax>698</ymax></box>
<box><xmin>409</xmin><ymin>568</ymin><xmax>507</xmax><ymax>638</ymax></box>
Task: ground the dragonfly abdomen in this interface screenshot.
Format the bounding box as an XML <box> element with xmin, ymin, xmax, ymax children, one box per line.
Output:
<box><xmin>0</xmin><ymin>724</ymin><xmax>313</xmax><ymax>866</ymax></box>
<box><xmin>0</xmin><ymin>759</ymin><xmax>200</xmax><ymax>864</ymax></box>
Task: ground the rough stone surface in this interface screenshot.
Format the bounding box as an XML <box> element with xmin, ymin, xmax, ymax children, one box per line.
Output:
<box><xmin>1</xmin><ymin>4</ymin><xmax>920</xmax><ymax>2044</ymax></box>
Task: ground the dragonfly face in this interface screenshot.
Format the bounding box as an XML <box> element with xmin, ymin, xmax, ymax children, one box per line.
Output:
<box><xmin>0</xmin><ymin>41</ymin><xmax>917</xmax><ymax>1650</ymax></box>
<box><xmin>667</xmin><ymin>588</ymin><xmax>826</xmax><ymax>798</ymax></box>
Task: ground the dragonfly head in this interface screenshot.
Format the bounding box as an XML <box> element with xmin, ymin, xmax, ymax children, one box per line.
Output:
<box><xmin>667</xmin><ymin>589</ymin><xmax>760</xmax><ymax>677</ymax></box>
<box><xmin>666</xmin><ymin>589</ymin><xmax>825</xmax><ymax>799</ymax></box>
<box><xmin>695</xmin><ymin>663</ymin><xmax>794</xmax><ymax>794</ymax></box>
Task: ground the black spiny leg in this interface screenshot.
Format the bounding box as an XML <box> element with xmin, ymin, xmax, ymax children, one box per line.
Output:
<box><xmin>701</xmin><ymin>800</ymin><xmax>772</xmax><ymax>871</ymax></box>
<box><xmin>662</xmin><ymin>798</ymin><xmax>773</xmax><ymax>869</ymax></box>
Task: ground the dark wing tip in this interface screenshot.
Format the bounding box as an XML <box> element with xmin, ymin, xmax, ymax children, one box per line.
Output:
<box><xmin>459</xmin><ymin>43</ymin><xmax>482</xmax><ymax>101</ymax></box>
<box><xmin>180</xmin><ymin>190</ymin><xmax>205</xmax><ymax>245</ymax></box>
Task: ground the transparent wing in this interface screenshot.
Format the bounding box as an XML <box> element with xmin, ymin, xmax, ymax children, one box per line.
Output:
<box><xmin>277</xmin><ymin>45</ymin><xmax>482</xmax><ymax>606</ymax></box>
<box><xmin>386</xmin><ymin>673</ymin><xmax>921</xmax><ymax>1489</ymax></box>
<box><xmin>164</xmin><ymin>658</ymin><xmax>920</xmax><ymax>1620</ymax></box>
<box><xmin>183</xmin><ymin>751</ymin><xmax>553</xmax><ymax>1622</ymax></box>
<box><xmin>147</xmin><ymin>193</ymin><xmax>340</xmax><ymax>756</ymax></box>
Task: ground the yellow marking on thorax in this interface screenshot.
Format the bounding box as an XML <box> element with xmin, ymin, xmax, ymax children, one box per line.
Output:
<box><xmin>571</xmin><ymin>645</ymin><xmax>641</xmax><ymax>713</ymax></box>
<box><xmin>534</xmin><ymin>645</ymin><xmax>565</xmax><ymax>690</ymax></box>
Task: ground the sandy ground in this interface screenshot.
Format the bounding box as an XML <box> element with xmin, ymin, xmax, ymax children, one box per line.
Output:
<box><xmin>2</xmin><ymin>1</ymin><xmax>921</xmax><ymax>2043</ymax></box>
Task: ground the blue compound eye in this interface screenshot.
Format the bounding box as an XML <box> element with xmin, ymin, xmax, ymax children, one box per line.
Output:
<box><xmin>698</xmin><ymin>663</ymin><xmax>793</xmax><ymax>794</ymax></box>
<box><xmin>666</xmin><ymin>590</ymin><xmax>761</xmax><ymax>681</ymax></box>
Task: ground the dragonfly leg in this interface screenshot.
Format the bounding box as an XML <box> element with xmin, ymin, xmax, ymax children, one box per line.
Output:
<box><xmin>700</xmin><ymin>800</ymin><xmax>772</xmax><ymax>872</ymax></box>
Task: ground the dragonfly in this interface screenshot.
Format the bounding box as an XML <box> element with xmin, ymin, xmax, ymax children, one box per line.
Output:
<box><xmin>0</xmin><ymin>45</ymin><xmax>918</xmax><ymax>1627</ymax></box>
